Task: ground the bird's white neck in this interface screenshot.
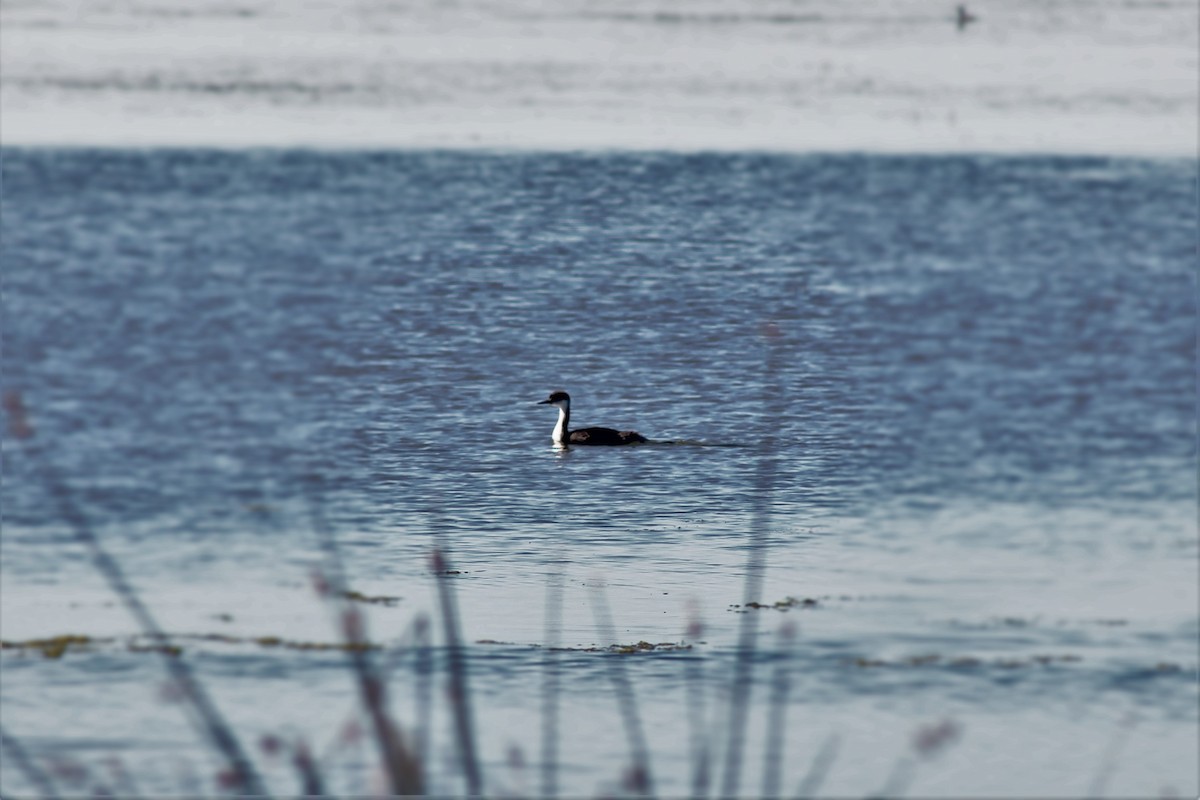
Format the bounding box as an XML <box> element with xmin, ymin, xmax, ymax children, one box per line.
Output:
<box><xmin>552</xmin><ymin>406</ymin><xmax>570</xmax><ymax>444</ymax></box>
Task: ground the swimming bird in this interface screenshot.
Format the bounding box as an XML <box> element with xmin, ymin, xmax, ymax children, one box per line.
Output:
<box><xmin>956</xmin><ymin>4</ymin><xmax>977</xmax><ymax>30</ymax></box>
<box><xmin>536</xmin><ymin>391</ymin><xmax>647</xmax><ymax>446</ymax></box>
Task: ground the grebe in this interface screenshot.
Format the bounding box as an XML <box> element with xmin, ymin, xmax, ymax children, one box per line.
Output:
<box><xmin>536</xmin><ymin>391</ymin><xmax>647</xmax><ymax>446</ymax></box>
<box><xmin>955</xmin><ymin>4</ymin><xmax>977</xmax><ymax>30</ymax></box>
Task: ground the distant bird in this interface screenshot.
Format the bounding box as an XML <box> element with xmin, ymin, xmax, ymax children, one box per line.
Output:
<box><xmin>536</xmin><ymin>391</ymin><xmax>647</xmax><ymax>446</ymax></box>
<box><xmin>956</xmin><ymin>4</ymin><xmax>978</xmax><ymax>31</ymax></box>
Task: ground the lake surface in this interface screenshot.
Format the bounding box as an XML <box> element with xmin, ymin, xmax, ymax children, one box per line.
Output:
<box><xmin>1</xmin><ymin>149</ymin><xmax>1197</xmax><ymax>797</ymax></box>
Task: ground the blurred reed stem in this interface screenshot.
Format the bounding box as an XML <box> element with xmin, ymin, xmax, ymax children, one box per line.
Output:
<box><xmin>719</xmin><ymin>324</ymin><xmax>784</xmax><ymax>797</ymax></box>
<box><xmin>683</xmin><ymin>611</ymin><xmax>711</xmax><ymax>799</ymax></box>
<box><xmin>541</xmin><ymin>570</ymin><xmax>564</xmax><ymax>799</ymax></box>
<box><xmin>588</xmin><ymin>583</ymin><xmax>655</xmax><ymax>797</ymax></box>
<box><xmin>431</xmin><ymin>547</ymin><xmax>484</xmax><ymax>796</ymax></box>
<box><xmin>762</xmin><ymin>621</ymin><xmax>797</xmax><ymax>798</ymax></box>
<box><xmin>0</xmin><ymin>723</ymin><xmax>62</xmax><ymax>800</ymax></box>
<box><xmin>310</xmin><ymin>489</ymin><xmax>422</xmax><ymax>796</ymax></box>
<box><xmin>794</xmin><ymin>733</ymin><xmax>840</xmax><ymax>798</ymax></box>
<box><xmin>4</xmin><ymin>391</ymin><xmax>269</xmax><ymax>798</ymax></box>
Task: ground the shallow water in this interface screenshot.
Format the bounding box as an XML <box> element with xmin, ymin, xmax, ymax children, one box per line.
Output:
<box><xmin>1</xmin><ymin>149</ymin><xmax>1196</xmax><ymax>797</ymax></box>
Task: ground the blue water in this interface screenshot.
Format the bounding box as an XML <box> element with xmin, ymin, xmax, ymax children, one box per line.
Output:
<box><xmin>2</xmin><ymin>149</ymin><xmax>1196</xmax><ymax>797</ymax></box>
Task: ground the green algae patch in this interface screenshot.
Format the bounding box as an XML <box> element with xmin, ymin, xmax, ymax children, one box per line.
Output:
<box><xmin>250</xmin><ymin>635</ymin><xmax>379</xmax><ymax>652</ymax></box>
<box><xmin>128</xmin><ymin>642</ymin><xmax>183</xmax><ymax>657</ymax></box>
<box><xmin>1</xmin><ymin>634</ymin><xmax>100</xmax><ymax>659</ymax></box>
<box><xmin>731</xmin><ymin>596</ymin><xmax>820</xmax><ymax>612</ymax></box>
<box><xmin>607</xmin><ymin>640</ymin><xmax>686</xmax><ymax>654</ymax></box>
<box><xmin>1</xmin><ymin>632</ymin><xmax>385</xmax><ymax>659</ymax></box>
<box><xmin>341</xmin><ymin>590</ymin><xmax>402</xmax><ymax>607</ymax></box>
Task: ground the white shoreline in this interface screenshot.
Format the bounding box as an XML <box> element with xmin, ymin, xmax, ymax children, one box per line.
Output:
<box><xmin>4</xmin><ymin>0</ymin><xmax>1195</xmax><ymax>158</ymax></box>
<box><xmin>2</xmin><ymin>106</ymin><xmax>1194</xmax><ymax>157</ymax></box>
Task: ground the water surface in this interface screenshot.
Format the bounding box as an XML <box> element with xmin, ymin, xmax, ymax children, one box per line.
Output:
<box><xmin>1</xmin><ymin>149</ymin><xmax>1196</xmax><ymax>797</ymax></box>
